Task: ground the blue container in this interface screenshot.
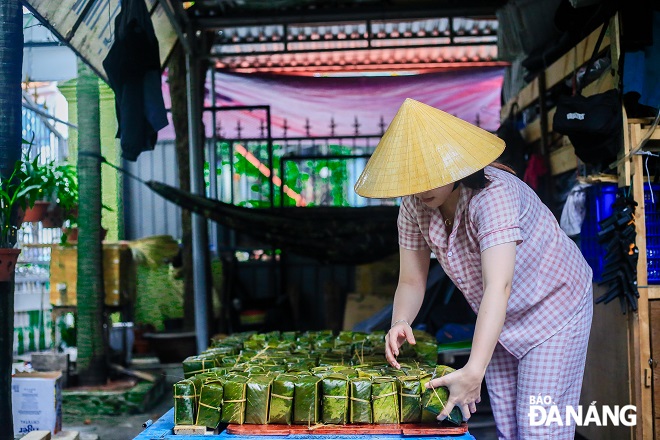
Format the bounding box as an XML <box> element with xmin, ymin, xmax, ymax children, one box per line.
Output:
<box><xmin>644</xmin><ymin>183</ymin><xmax>660</xmax><ymax>283</ymax></box>
<box><xmin>580</xmin><ymin>183</ymin><xmax>660</xmax><ymax>284</ymax></box>
<box><xmin>580</xmin><ymin>184</ymin><xmax>617</xmax><ymax>282</ymax></box>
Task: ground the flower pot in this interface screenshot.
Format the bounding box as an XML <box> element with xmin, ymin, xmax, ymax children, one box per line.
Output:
<box><xmin>60</xmin><ymin>227</ymin><xmax>108</xmax><ymax>244</ymax></box>
<box><xmin>22</xmin><ymin>201</ymin><xmax>50</xmax><ymax>223</ymax></box>
<box><xmin>41</xmin><ymin>204</ymin><xmax>64</xmax><ymax>228</ymax></box>
<box><xmin>0</xmin><ymin>248</ymin><xmax>21</xmax><ymax>282</ymax></box>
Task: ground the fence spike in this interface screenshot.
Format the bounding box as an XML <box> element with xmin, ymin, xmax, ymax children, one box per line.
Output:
<box><xmin>329</xmin><ymin>117</ymin><xmax>336</xmax><ymax>137</ymax></box>
<box><xmin>236</xmin><ymin>119</ymin><xmax>243</xmax><ymax>139</ymax></box>
<box><xmin>353</xmin><ymin>116</ymin><xmax>361</xmax><ymax>136</ymax></box>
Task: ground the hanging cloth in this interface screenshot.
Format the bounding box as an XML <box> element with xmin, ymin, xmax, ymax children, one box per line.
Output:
<box><xmin>102</xmin><ymin>0</ymin><xmax>168</xmax><ymax>161</ymax></box>
<box><xmin>560</xmin><ymin>182</ymin><xmax>591</xmax><ymax>237</ymax></box>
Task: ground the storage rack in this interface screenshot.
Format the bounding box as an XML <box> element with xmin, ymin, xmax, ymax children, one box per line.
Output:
<box><xmin>501</xmin><ymin>13</ymin><xmax>657</xmax><ymax>439</ymax></box>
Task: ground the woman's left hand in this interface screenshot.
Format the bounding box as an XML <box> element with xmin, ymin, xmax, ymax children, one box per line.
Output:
<box><xmin>426</xmin><ymin>367</ymin><xmax>483</xmax><ymax>421</ymax></box>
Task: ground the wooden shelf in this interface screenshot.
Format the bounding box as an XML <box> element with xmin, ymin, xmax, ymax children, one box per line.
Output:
<box><xmin>501</xmin><ymin>23</ymin><xmax>611</xmax><ymax>119</ymax></box>
<box><xmin>646</xmin><ymin>286</ymin><xmax>660</xmax><ymax>300</ymax></box>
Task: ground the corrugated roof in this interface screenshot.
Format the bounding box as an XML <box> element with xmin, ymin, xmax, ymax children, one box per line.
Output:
<box><xmin>211</xmin><ymin>17</ymin><xmax>502</xmax><ymax>73</ymax></box>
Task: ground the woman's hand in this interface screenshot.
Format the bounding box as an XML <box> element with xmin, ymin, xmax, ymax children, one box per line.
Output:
<box><xmin>426</xmin><ymin>367</ymin><xmax>483</xmax><ymax>421</ymax></box>
<box><xmin>385</xmin><ymin>322</ymin><xmax>416</xmax><ymax>369</ymax></box>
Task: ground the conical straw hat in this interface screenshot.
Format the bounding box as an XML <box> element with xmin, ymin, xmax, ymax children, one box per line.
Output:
<box><xmin>354</xmin><ymin>98</ymin><xmax>505</xmax><ymax>198</ymax></box>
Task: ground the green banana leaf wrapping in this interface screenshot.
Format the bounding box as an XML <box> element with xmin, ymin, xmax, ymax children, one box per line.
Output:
<box><xmin>434</xmin><ymin>365</ymin><xmax>455</xmax><ymax>377</ymax></box>
<box><xmin>208</xmin><ymin>367</ymin><xmax>229</xmax><ymax>376</ymax></box>
<box><xmin>269</xmin><ymin>373</ymin><xmax>296</xmax><ymax>424</ymax></box>
<box><xmin>220</xmin><ymin>355</ymin><xmax>240</xmax><ymax>365</ymax></box>
<box><xmin>196</xmin><ymin>380</ymin><xmax>224</xmax><ymax>429</ymax></box>
<box><xmin>262</xmin><ymin>365</ymin><xmax>287</xmax><ymax>374</ymax></box>
<box><xmin>336</xmin><ymin>368</ymin><xmax>358</xmax><ymax>378</ymax></box>
<box><xmin>246</xmin><ymin>365</ymin><xmax>267</xmax><ymax>375</ymax></box>
<box><xmin>173</xmin><ymin>377</ymin><xmax>203</xmax><ymax>425</ymax></box>
<box><xmin>220</xmin><ymin>374</ymin><xmax>249</xmax><ymax>424</ymax></box>
<box><xmin>322</xmin><ymin>373</ymin><xmax>349</xmax><ymax>424</ymax></box>
<box><xmin>318</xmin><ymin>352</ymin><xmax>345</xmax><ymax>364</ymax></box>
<box><xmin>419</xmin><ymin>372</ymin><xmax>462</xmax><ymax>425</ymax></box>
<box><xmin>357</xmin><ymin>369</ymin><xmax>382</xmax><ymax>379</ymax></box>
<box><xmin>398</xmin><ymin>376</ymin><xmax>422</xmax><ymax>423</ymax></box>
<box><xmin>371</xmin><ymin>377</ymin><xmax>399</xmax><ymax>424</ymax></box>
<box><xmin>402</xmin><ymin>367</ymin><xmax>432</xmax><ymax>377</ymax></box>
<box><xmin>349</xmin><ymin>377</ymin><xmax>372</xmax><ymax>424</ymax></box>
<box><xmin>293</xmin><ymin>375</ymin><xmax>322</xmax><ymax>425</ymax></box>
<box><xmin>350</xmin><ymin>343</ymin><xmax>375</xmax><ymax>361</ymax></box>
<box><xmin>311</xmin><ymin>366</ymin><xmax>333</xmax><ymax>375</ymax></box>
<box><xmin>382</xmin><ymin>368</ymin><xmax>406</xmax><ymax>377</ymax></box>
<box><xmin>182</xmin><ymin>356</ymin><xmax>217</xmax><ymax>378</ymax></box>
<box><xmin>204</xmin><ymin>345</ymin><xmax>239</xmax><ymax>356</ymax></box>
<box><xmin>245</xmin><ymin>375</ymin><xmax>273</xmax><ymax>424</ymax></box>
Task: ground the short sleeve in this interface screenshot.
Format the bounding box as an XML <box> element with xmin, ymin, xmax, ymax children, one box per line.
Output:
<box><xmin>397</xmin><ymin>196</ymin><xmax>428</xmax><ymax>250</ymax></box>
<box><xmin>470</xmin><ymin>178</ymin><xmax>524</xmax><ymax>252</ymax></box>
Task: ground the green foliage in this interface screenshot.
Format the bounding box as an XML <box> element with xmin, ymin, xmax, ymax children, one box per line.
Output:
<box><xmin>212</xmin><ymin>142</ymin><xmax>352</xmax><ymax>207</ymax></box>
<box><xmin>0</xmin><ymin>151</ymin><xmax>44</xmax><ymax>247</ymax></box>
<box><xmin>32</xmin><ymin>160</ymin><xmax>80</xmax><ymax>223</ymax></box>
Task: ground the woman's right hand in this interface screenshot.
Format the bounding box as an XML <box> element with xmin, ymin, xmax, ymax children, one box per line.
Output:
<box><xmin>385</xmin><ymin>322</ymin><xmax>416</xmax><ymax>369</ymax></box>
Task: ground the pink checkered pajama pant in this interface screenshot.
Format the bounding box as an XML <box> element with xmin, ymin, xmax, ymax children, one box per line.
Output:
<box><xmin>484</xmin><ymin>287</ymin><xmax>593</xmax><ymax>439</ymax></box>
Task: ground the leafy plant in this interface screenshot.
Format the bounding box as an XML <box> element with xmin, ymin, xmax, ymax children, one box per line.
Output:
<box><xmin>32</xmin><ymin>160</ymin><xmax>79</xmax><ymax>214</ymax></box>
<box><xmin>0</xmin><ymin>156</ymin><xmax>42</xmax><ymax>247</ymax></box>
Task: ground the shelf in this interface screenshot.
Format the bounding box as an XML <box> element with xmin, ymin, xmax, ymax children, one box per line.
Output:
<box><xmin>646</xmin><ymin>285</ymin><xmax>660</xmax><ymax>300</ymax></box>
<box><xmin>17</xmin><ymin>259</ymin><xmax>51</xmax><ymax>265</ymax></box>
<box><xmin>15</xmin><ymin>276</ymin><xmax>50</xmax><ymax>283</ymax></box>
<box><xmin>21</xmin><ymin>243</ymin><xmax>58</xmax><ymax>248</ymax></box>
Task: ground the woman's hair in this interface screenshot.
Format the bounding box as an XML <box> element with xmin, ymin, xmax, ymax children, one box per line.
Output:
<box><xmin>458</xmin><ymin>162</ymin><xmax>517</xmax><ymax>190</ymax></box>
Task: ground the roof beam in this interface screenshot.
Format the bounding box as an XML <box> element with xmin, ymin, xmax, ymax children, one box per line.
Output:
<box><xmin>193</xmin><ymin>6</ymin><xmax>498</xmax><ymax>29</ymax></box>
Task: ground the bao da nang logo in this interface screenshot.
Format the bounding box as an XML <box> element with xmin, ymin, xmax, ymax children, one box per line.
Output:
<box><xmin>528</xmin><ymin>396</ymin><xmax>637</xmax><ymax>427</ymax></box>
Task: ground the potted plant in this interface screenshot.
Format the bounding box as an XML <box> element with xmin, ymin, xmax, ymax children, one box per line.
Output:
<box><xmin>0</xmin><ymin>155</ymin><xmax>42</xmax><ymax>280</ymax></box>
<box><xmin>23</xmin><ymin>160</ymin><xmax>79</xmax><ymax>228</ymax></box>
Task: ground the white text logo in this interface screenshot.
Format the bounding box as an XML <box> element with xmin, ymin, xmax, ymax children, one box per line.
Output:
<box><xmin>528</xmin><ymin>397</ymin><xmax>636</xmax><ymax>427</ymax></box>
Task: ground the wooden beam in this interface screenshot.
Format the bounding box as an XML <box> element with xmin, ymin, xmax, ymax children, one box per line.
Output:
<box><xmin>618</xmin><ymin>112</ymin><xmax>632</xmax><ymax>188</ymax></box>
<box><xmin>549</xmin><ymin>144</ymin><xmax>577</xmax><ymax>176</ymax></box>
<box><xmin>545</xmin><ymin>25</ymin><xmax>610</xmax><ymax>92</ymax></box>
<box><xmin>646</xmin><ymin>286</ymin><xmax>660</xmax><ymax>300</ymax></box>
<box><xmin>631</xmin><ymin>152</ymin><xmax>654</xmax><ymax>440</ymax></box>
<box><xmin>500</xmin><ymin>23</ymin><xmax>610</xmax><ymax>120</ymax></box>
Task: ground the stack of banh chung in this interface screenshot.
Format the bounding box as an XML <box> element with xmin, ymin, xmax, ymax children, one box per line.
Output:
<box><xmin>174</xmin><ymin>330</ymin><xmax>462</xmax><ymax>429</ymax></box>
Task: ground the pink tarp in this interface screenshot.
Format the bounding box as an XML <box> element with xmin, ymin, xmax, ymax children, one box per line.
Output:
<box><xmin>160</xmin><ymin>67</ymin><xmax>504</xmax><ymax>140</ymax></box>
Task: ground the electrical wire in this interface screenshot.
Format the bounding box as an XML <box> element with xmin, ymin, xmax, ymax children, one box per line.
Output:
<box><xmin>610</xmin><ymin>108</ymin><xmax>660</xmax><ymax>170</ymax></box>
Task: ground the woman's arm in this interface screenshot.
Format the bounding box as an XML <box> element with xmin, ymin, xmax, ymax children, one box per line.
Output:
<box><xmin>385</xmin><ymin>246</ymin><xmax>431</xmax><ymax>369</ymax></box>
<box><xmin>428</xmin><ymin>241</ymin><xmax>516</xmax><ymax>421</ymax></box>
<box><xmin>465</xmin><ymin>240</ymin><xmax>516</xmax><ymax>377</ymax></box>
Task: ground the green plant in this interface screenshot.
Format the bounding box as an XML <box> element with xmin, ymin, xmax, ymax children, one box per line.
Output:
<box><xmin>0</xmin><ymin>155</ymin><xmax>42</xmax><ymax>247</ymax></box>
<box><xmin>51</xmin><ymin>163</ymin><xmax>79</xmax><ymax>214</ymax></box>
<box><xmin>32</xmin><ymin>160</ymin><xmax>79</xmax><ymax>215</ymax></box>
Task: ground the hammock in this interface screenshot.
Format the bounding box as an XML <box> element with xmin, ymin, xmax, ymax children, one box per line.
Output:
<box><xmin>146</xmin><ymin>181</ymin><xmax>400</xmax><ymax>265</ymax></box>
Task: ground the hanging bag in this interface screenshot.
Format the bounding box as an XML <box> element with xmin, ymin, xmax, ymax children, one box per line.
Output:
<box><xmin>553</xmin><ymin>21</ymin><xmax>622</xmax><ymax>168</ymax></box>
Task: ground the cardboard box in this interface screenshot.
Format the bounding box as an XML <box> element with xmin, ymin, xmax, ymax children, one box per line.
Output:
<box><xmin>343</xmin><ymin>292</ymin><xmax>393</xmax><ymax>331</ymax></box>
<box><xmin>354</xmin><ymin>253</ymin><xmax>399</xmax><ymax>297</ymax></box>
<box><xmin>50</xmin><ymin>242</ymin><xmax>136</xmax><ymax>307</ymax></box>
<box><xmin>12</xmin><ymin>371</ymin><xmax>62</xmax><ymax>436</ymax></box>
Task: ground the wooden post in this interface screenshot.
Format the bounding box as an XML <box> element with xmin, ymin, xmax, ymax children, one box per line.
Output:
<box><xmin>631</xmin><ymin>145</ymin><xmax>654</xmax><ymax>440</ymax></box>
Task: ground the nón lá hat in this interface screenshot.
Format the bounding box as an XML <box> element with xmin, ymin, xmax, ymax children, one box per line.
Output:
<box><xmin>354</xmin><ymin>98</ymin><xmax>505</xmax><ymax>198</ymax></box>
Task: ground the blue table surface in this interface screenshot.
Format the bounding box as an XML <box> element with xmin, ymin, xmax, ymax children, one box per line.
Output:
<box><xmin>133</xmin><ymin>409</ymin><xmax>476</xmax><ymax>440</ymax></box>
